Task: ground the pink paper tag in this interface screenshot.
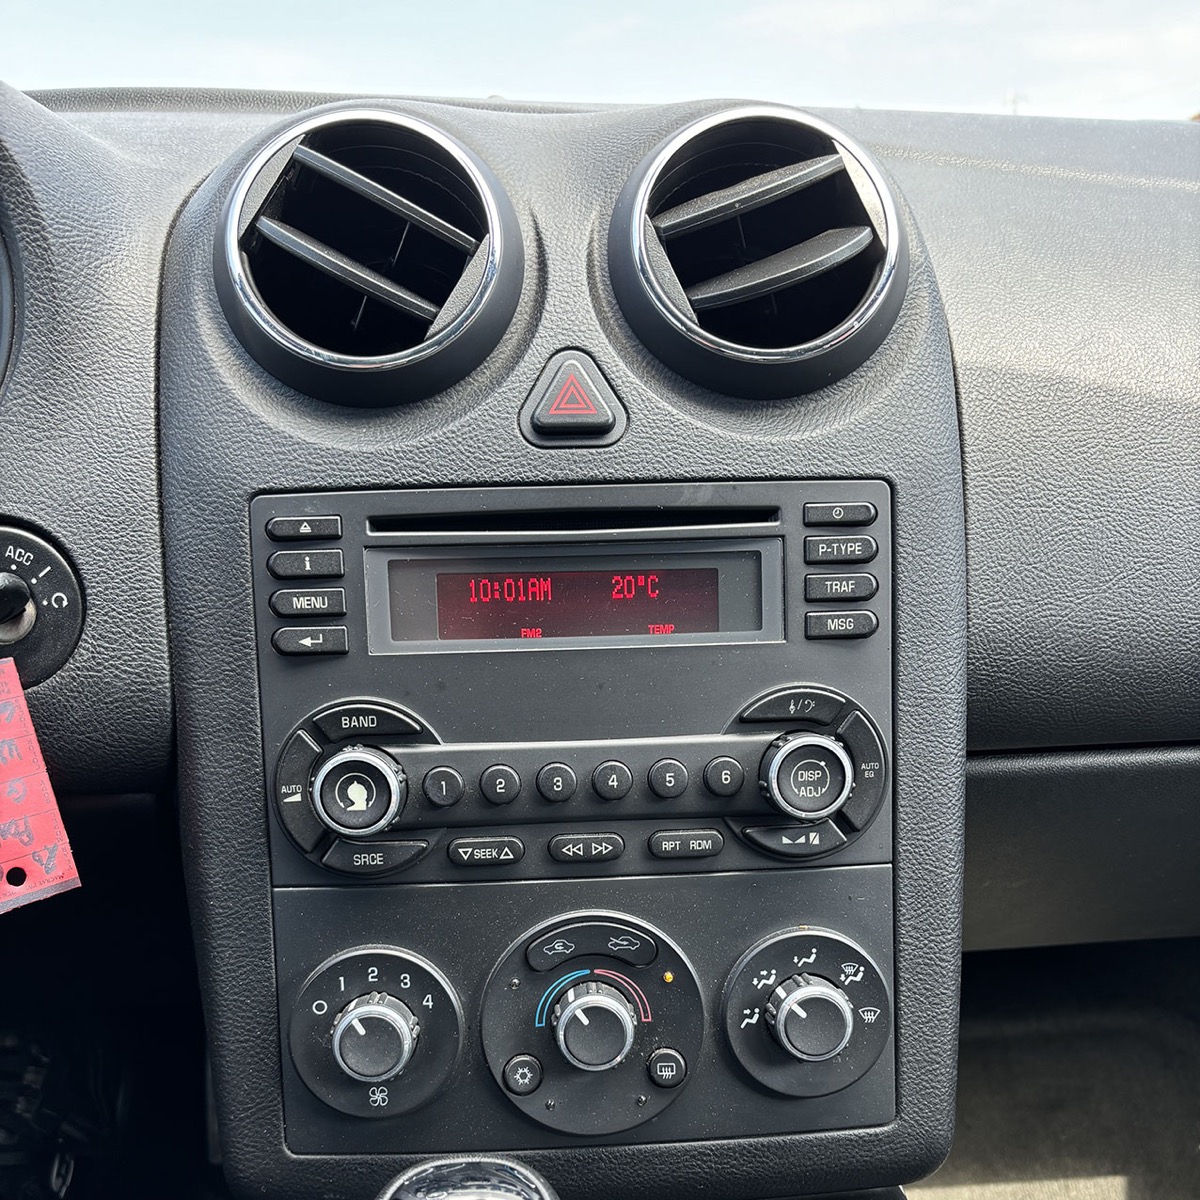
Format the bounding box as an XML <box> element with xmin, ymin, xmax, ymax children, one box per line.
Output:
<box><xmin>0</xmin><ymin>657</ymin><xmax>80</xmax><ymax>914</ymax></box>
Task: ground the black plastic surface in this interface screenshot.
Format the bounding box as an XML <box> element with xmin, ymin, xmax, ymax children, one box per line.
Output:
<box><xmin>963</xmin><ymin>745</ymin><xmax>1200</xmax><ymax>951</ymax></box>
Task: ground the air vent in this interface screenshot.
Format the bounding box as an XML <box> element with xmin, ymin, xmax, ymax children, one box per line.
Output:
<box><xmin>216</xmin><ymin>107</ymin><xmax>523</xmax><ymax>406</ymax></box>
<box><xmin>609</xmin><ymin>106</ymin><xmax>907</xmax><ymax>399</ymax></box>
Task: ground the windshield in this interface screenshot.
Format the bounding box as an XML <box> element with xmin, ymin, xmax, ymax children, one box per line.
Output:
<box><xmin>3</xmin><ymin>0</ymin><xmax>1196</xmax><ymax>120</ymax></box>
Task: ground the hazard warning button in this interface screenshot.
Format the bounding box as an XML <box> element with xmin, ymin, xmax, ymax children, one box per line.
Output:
<box><xmin>520</xmin><ymin>351</ymin><xmax>626</xmax><ymax>445</ymax></box>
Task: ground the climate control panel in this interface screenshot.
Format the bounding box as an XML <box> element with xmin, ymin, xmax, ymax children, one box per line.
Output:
<box><xmin>280</xmin><ymin>896</ymin><xmax>894</xmax><ymax>1151</ymax></box>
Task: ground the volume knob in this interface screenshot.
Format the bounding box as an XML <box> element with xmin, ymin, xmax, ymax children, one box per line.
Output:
<box><xmin>759</xmin><ymin>732</ymin><xmax>854</xmax><ymax>821</ymax></box>
<box><xmin>312</xmin><ymin>746</ymin><xmax>406</xmax><ymax>837</ymax></box>
<box><xmin>331</xmin><ymin>992</ymin><xmax>420</xmax><ymax>1082</ymax></box>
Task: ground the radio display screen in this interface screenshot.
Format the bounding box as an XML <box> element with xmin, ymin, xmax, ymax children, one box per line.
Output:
<box><xmin>367</xmin><ymin>540</ymin><xmax>782</xmax><ymax>652</ymax></box>
<box><xmin>435</xmin><ymin>567</ymin><xmax>720</xmax><ymax>640</ymax></box>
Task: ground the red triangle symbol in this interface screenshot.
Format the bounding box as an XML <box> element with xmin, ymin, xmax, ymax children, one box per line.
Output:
<box><xmin>547</xmin><ymin>373</ymin><xmax>598</xmax><ymax>417</ymax></box>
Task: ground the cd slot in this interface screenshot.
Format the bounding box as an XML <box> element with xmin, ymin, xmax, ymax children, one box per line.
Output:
<box><xmin>367</xmin><ymin>506</ymin><xmax>780</xmax><ymax>537</ymax></box>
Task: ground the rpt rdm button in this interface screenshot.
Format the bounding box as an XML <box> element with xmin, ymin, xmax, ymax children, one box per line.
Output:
<box><xmin>649</xmin><ymin>829</ymin><xmax>725</xmax><ymax>859</ymax></box>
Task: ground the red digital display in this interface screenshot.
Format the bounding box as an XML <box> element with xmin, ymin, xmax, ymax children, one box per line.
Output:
<box><xmin>435</xmin><ymin>568</ymin><xmax>720</xmax><ymax>640</ymax></box>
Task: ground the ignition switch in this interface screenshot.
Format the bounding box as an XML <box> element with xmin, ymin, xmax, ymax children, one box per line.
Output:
<box><xmin>0</xmin><ymin>526</ymin><xmax>84</xmax><ymax>685</ymax></box>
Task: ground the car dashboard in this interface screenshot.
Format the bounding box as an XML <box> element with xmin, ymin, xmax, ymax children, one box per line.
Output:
<box><xmin>0</xmin><ymin>84</ymin><xmax>1197</xmax><ymax>1200</ymax></box>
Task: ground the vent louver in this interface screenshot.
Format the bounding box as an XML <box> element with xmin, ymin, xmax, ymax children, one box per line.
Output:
<box><xmin>216</xmin><ymin>108</ymin><xmax>522</xmax><ymax>406</ymax></box>
<box><xmin>609</xmin><ymin>107</ymin><xmax>907</xmax><ymax>399</ymax></box>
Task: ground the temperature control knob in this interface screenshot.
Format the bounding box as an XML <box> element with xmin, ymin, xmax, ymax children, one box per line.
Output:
<box><xmin>331</xmin><ymin>992</ymin><xmax>420</xmax><ymax>1083</ymax></box>
<box><xmin>765</xmin><ymin>974</ymin><xmax>854</xmax><ymax>1062</ymax></box>
<box><xmin>552</xmin><ymin>982</ymin><xmax>637</xmax><ymax>1072</ymax></box>
<box><xmin>759</xmin><ymin>732</ymin><xmax>854</xmax><ymax>821</ymax></box>
<box><xmin>312</xmin><ymin>746</ymin><xmax>406</xmax><ymax>837</ymax></box>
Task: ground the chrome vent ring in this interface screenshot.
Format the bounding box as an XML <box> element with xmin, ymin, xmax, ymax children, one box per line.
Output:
<box><xmin>609</xmin><ymin>106</ymin><xmax>908</xmax><ymax>399</ymax></box>
<box><xmin>215</xmin><ymin>107</ymin><xmax>523</xmax><ymax>407</ymax></box>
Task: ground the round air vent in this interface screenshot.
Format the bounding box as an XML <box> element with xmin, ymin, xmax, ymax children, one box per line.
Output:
<box><xmin>609</xmin><ymin>106</ymin><xmax>907</xmax><ymax>399</ymax></box>
<box><xmin>216</xmin><ymin>108</ymin><xmax>523</xmax><ymax>406</ymax></box>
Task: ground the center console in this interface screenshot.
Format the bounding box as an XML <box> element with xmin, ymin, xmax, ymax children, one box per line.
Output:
<box><xmin>160</xmin><ymin>96</ymin><xmax>966</xmax><ymax>1200</ymax></box>
<box><xmin>254</xmin><ymin>482</ymin><xmax>894</xmax><ymax>1149</ymax></box>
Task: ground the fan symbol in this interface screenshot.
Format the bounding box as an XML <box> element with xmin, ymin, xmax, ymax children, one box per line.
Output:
<box><xmin>368</xmin><ymin>1086</ymin><xmax>389</xmax><ymax>1107</ymax></box>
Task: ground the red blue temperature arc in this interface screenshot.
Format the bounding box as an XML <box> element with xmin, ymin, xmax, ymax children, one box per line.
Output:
<box><xmin>534</xmin><ymin>967</ymin><xmax>653</xmax><ymax>1027</ymax></box>
<box><xmin>535</xmin><ymin>970</ymin><xmax>591</xmax><ymax>1027</ymax></box>
<box><xmin>595</xmin><ymin>969</ymin><xmax>653</xmax><ymax>1023</ymax></box>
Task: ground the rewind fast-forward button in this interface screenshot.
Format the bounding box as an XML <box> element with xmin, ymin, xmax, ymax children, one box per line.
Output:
<box><xmin>548</xmin><ymin>832</ymin><xmax>626</xmax><ymax>864</ymax></box>
<box><xmin>447</xmin><ymin>836</ymin><xmax>526</xmax><ymax>867</ymax></box>
<box><xmin>740</xmin><ymin>821</ymin><xmax>847</xmax><ymax>859</ymax></box>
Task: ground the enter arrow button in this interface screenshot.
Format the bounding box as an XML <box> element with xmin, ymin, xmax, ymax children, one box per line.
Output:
<box><xmin>271</xmin><ymin>625</ymin><xmax>349</xmax><ymax>656</ymax></box>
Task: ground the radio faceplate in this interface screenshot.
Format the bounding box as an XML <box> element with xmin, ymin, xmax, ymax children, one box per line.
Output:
<box><xmin>251</xmin><ymin>480</ymin><xmax>896</xmax><ymax>1152</ymax></box>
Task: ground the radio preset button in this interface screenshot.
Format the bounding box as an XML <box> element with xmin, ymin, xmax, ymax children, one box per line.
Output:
<box><xmin>537</xmin><ymin>763</ymin><xmax>578</xmax><ymax>803</ymax></box>
<box><xmin>592</xmin><ymin>761</ymin><xmax>633</xmax><ymax>801</ymax></box>
<box><xmin>480</xmin><ymin>764</ymin><xmax>522</xmax><ymax>805</ymax></box>
<box><xmin>423</xmin><ymin>766</ymin><xmax>465</xmax><ymax>808</ymax></box>
<box><xmin>649</xmin><ymin>829</ymin><xmax>725</xmax><ymax>859</ymax></box>
<box><xmin>803</xmin><ymin>536</ymin><xmax>878</xmax><ymax>565</ymax></box>
<box><xmin>266</xmin><ymin>515</ymin><xmax>342</xmax><ymax>541</ymax></box>
<box><xmin>267</xmin><ymin>548</ymin><xmax>345</xmax><ymax>579</ymax></box>
<box><xmin>648</xmin><ymin>759</ymin><xmax>688</xmax><ymax>799</ymax></box>
<box><xmin>321</xmin><ymin>838</ymin><xmax>429</xmax><ymax>875</ymax></box>
<box><xmin>703</xmin><ymin>756</ymin><xmax>745</xmax><ymax>797</ymax></box>
<box><xmin>313</xmin><ymin>702</ymin><xmax>421</xmax><ymax>742</ymax></box>
<box><xmin>548</xmin><ymin>833</ymin><xmax>624</xmax><ymax>864</ymax></box>
<box><xmin>448</xmin><ymin>836</ymin><xmax>525</xmax><ymax>867</ymax></box>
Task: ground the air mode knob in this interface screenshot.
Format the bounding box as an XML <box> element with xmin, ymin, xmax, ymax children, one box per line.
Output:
<box><xmin>331</xmin><ymin>992</ymin><xmax>420</xmax><ymax>1083</ymax></box>
<box><xmin>765</xmin><ymin>974</ymin><xmax>855</xmax><ymax>1062</ymax></box>
<box><xmin>552</xmin><ymin>982</ymin><xmax>638</xmax><ymax>1072</ymax></box>
<box><xmin>759</xmin><ymin>731</ymin><xmax>854</xmax><ymax>821</ymax></box>
<box><xmin>311</xmin><ymin>745</ymin><xmax>407</xmax><ymax>837</ymax></box>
